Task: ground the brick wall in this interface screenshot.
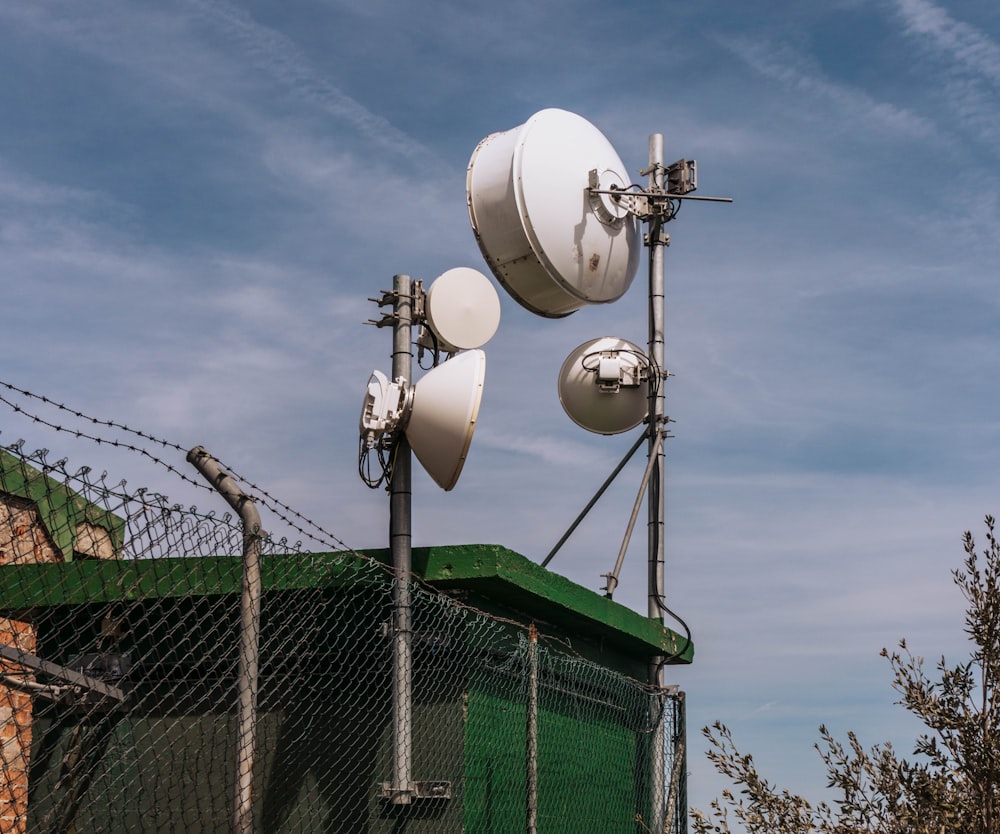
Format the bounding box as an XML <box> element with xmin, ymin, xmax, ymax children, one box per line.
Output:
<box><xmin>0</xmin><ymin>495</ymin><xmax>60</xmax><ymax>834</ymax></box>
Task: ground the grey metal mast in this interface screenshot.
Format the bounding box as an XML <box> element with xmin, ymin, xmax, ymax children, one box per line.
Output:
<box><xmin>387</xmin><ymin>273</ymin><xmax>414</xmax><ymax>805</ymax></box>
<box><xmin>645</xmin><ymin>134</ymin><xmax>669</xmax><ymax>834</ymax></box>
<box><xmin>647</xmin><ymin>134</ymin><xmax>667</xmax><ymax>633</ymax></box>
<box><xmin>362</xmin><ymin>274</ymin><xmax>453</xmax><ymax>807</ymax></box>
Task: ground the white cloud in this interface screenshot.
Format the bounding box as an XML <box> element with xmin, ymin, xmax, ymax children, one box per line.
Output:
<box><xmin>893</xmin><ymin>0</ymin><xmax>1000</xmax><ymax>82</ymax></box>
<box><xmin>475</xmin><ymin>426</ymin><xmax>618</xmax><ymax>469</ymax></box>
<box><xmin>718</xmin><ymin>35</ymin><xmax>938</xmax><ymax>141</ymax></box>
<box><xmin>185</xmin><ymin>0</ymin><xmax>443</xmax><ymax>167</ymax></box>
<box><xmin>891</xmin><ymin>0</ymin><xmax>1000</xmax><ymax>147</ymax></box>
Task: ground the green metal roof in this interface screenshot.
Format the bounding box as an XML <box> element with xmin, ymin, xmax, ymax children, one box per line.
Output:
<box><xmin>406</xmin><ymin>544</ymin><xmax>692</xmax><ymax>663</ymax></box>
<box><xmin>0</xmin><ymin>449</ymin><xmax>125</xmax><ymax>561</ymax></box>
<box><xmin>0</xmin><ymin>544</ymin><xmax>691</xmax><ymax>665</ymax></box>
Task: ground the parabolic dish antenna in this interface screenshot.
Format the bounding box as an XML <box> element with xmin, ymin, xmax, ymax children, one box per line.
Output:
<box><xmin>359</xmin><ymin>349</ymin><xmax>487</xmax><ymax>491</ymax></box>
<box><xmin>467</xmin><ymin>108</ymin><xmax>642</xmax><ymax>318</ymax></box>
<box><xmin>407</xmin><ymin>349</ymin><xmax>486</xmax><ymax>490</ymax></box>
<box><xmin>558</xmin><ymin>337</ymin><xmax>649</xmax><ymax>435</ymax></box>
<box><xmin>424</xmin><ymin>267</ymin><xmax>501</xmax><ymax>351</ymax></box>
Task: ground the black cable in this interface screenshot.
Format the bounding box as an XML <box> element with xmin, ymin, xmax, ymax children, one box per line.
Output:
<box><xmin>656</xmin><ymin>605</ymin><xmax>692</xmax><ymax>668</ymax></box>
<box><xmin>579</xmin><ymin>348</ymin><xmax>659</xmax><ymax>397</ymax></box>
<box><xmin>377</xmin><ymin>435</ymin><xmax>398</xmax><ymax>491</ymax></box>
<box><xmin>417</xmin><ymin>327</ymin><xmax>441</xmax><ymax>370</ymax></box>
<box><xmin>358</xmin><ymin>435</ymin><xmax>393</xmax><ymax>490</ymax></box>
<box><xmin>358</xmin><ymin>437</ymin><xmax>382</xmax><ymax>489</ymax></box>
<box><xmin>647</xmin><ymin>464</ymin><xmax>692</xmax><ymax>667</ymax></box>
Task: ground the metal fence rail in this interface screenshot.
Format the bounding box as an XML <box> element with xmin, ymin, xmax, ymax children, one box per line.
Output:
<box><xmin>0</xmin><ymin>442</ymin><xmax>686</xmax><ymax>833</ymax></box>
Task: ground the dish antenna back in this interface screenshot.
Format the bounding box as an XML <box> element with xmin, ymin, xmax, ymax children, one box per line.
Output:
<box><xmin>467</xmin><ymin>109</ymin><xmax>642</xmax><ymax>318</ymax></box>
<box><xmin>558</xmin><ymin>337</ymin><xmax>650</xmax><ymax>435</ymax></box>
<box><xmin>360</xmin><ymin>349</ymin><xmax>486</xmax><ymax>491</ymax></box>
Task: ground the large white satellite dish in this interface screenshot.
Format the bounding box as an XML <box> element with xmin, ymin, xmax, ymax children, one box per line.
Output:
<box><xmin>558</xmin><ymin>337</ymin><xmax>649</xmax><ymax>435</ymax></box>
<box><xmin>467</xmin><ymin>108</ymin><xmax>642</xmax><ymax>318</ymax></box>
<box><xmin>360</xmin><ymin>349</ymin><xmax>486</xmax><ymax>491</ymax></box>
<box><xmin>424</xmin><ymin>267</ymin><xmax>501</xmax><ymax>352</ymax></box>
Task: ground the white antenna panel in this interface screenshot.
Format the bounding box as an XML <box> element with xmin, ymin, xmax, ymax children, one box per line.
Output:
<box><xmin>558</xmin><ymin>337</ymin><xmax>649</xmax><ymax>435</ymax></box>
<box><xmin>407</xmin><ymin>349</ymin><xmax>486</xmax><ymax>490</ymax></box>
<box><xmin>467</xmin><ymin>109</ymin><xmax>641</xmax><ymax>318</ymax></box>
<box><xmin>425</xmin><ymin>267</ymin><xmax>501</xmax><ymax>351</ymax></box>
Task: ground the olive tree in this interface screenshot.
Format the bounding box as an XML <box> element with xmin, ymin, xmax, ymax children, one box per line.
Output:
<box><xmin>692</xmin><ymin>516</ymin><xmax>1000</xmax><ymax>834</ymax></box>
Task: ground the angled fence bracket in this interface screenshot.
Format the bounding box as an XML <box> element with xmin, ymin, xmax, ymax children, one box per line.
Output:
<box><xmin>187</xmin><ymin>446</ymin><xmax>264</xmax><ymax>834</ymax></box>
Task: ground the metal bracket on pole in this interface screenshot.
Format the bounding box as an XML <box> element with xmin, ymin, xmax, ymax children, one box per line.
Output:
<box><xmin>601</xmin><ymin>425</ymin><xmax>669</xmax><ymax>599</ymax></box>
<box><xmin>0</xmin><ymin>644</ymin><xmax>126</xmax><ymax>704</ymax></box>
<box><xmin>542</xmin><ymin>425</ymin><xmax>650</xmax><ymax>570</ymax></box>
<box><xmin>587</xmin><ymin>161</ymin><xmax>731</xmax><ymax>229</ymax></box>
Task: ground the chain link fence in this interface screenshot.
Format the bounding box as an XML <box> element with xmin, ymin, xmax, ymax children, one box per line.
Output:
<box><xmin>0</xmin><ymin>439</ymin><xmax>686</xmax><ymax>833</ymax></box>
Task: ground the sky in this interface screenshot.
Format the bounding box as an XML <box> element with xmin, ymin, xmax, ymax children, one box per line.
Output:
<box><xmin>3</xmin><ymin>0</ymin><xmax>1000</xmax><ymax>823</ymax></box>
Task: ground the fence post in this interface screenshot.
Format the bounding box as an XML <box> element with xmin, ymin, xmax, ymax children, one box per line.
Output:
<box><xmin>526</xmin><ymin>624</ymin><xmax>538</xmax><ymax>834</ymax></box>
<box><xmin>664</xmin><ymin>690</ymin><xmax>687</xmax><ymax>834</ymax></box>
<box><xmin>187</xmin><ymin>446</ymin><xmax>263</xmax><ymax>834</ymax></box>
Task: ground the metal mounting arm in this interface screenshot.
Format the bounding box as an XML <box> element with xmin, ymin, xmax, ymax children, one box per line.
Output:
<box><xmin>588</xmin><ymin>162</ymin><xmax>732</xmax><ymax>225</ymax></box>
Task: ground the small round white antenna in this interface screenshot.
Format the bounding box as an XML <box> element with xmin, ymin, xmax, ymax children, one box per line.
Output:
<box><xmin>424</xmin><ymin>267</ymin><xmax>501</xmax><ymax>351</ymax></box>
<box><xmin>558</xmin><ymin>337</ymin><xmax>649</xmax><ymax>435</ymax></box>
<box><xmin>467</xmin><ymin>108</ymin><xmax>642</xmax><ymax>318</ymax></box>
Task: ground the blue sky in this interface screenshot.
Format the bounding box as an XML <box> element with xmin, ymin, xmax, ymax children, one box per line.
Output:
<box><xmin>3</xmin><ymin>0</ymin><xmax>1000</xmax><ymax>821</ymax></box>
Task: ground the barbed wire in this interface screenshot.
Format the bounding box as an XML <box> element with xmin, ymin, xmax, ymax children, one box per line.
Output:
<box><xmin>1</xmin><ymin>421</ymin><xmax>685</xmax><ymax>829</ymax></box>
<box><xmin>0</xmin><ymin>379</ymin><xmax>354</xmax><ymax>553</ymax></box>
<box><xmin>0</xmin><ymin>380</ymin><xmax>681</xmax><ymax>694</ymax></box>
<box><xmin>0</xmin><ymin>432</ymin><xmax>664</xmax><ymax>698</ymax></box>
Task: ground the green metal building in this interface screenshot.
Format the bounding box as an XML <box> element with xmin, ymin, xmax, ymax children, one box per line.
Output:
<box><xmin>0</xmin><ymin>448</ymin><xmax>691</xmax><ymax>833</ymax></box>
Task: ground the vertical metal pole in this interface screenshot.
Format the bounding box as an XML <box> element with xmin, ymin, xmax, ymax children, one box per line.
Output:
<box><xmin>186</xmin><ymin>447</ymin><xmax>262</xmax><ymax>834</ymax></box>
<box><xmin>647</xmin><ymin>133</ymin><xmax>667</xmax><ymax>627</ymax></box>
<box><xmin>389</xmin><ymin>274</ymin><xmax>414</xmax><ymax>804</ymax></box>
<box><xmin>647</xmin><ymin>134</ymin><xmax>668</xmax><ymax>832</ymax></box>
<box><xmin>525</xmin><ymin>624</ymin><xmax>539</xmax><ymax>834</ymax></box>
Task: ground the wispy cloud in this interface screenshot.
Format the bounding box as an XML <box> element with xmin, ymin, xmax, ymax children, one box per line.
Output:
<box><xmin>718</xmin><ymin>35</ymin><xmax>938</xmax><ymax>140</ymax></box>
<box><xmin>893</xmin><ymin>0</ymin><xmax>1000</xmax><ymax>82</ymax></box>
<box><xmin>475</xmin><ymin>427</ymin><xmax>616</xmax><ymax>469</ymax></box>
<box><xmin>890</xmin><ymin>0</ymin><xmax>1000</xmax><ymax>146</ymax></box>
<box><xmin>0</xmin><ymin>163</ymin><xmax>104</xmax><ymax>209</ymax></box>
<box><xmin>0</xmin><ymin>1</ymin><xmax>440</xmax><ymax>170</ymax></box>
<box><xmin>185</xmin><ymin>0</ymin><xmax>443</xmax><ymax>168</ymax></box>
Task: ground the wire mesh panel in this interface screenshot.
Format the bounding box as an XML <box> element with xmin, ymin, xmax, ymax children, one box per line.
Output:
<box><xmin>532</xmin><ymin>644</ymin><xmax>664</xmax><ymax>831</ymax></box>
<box><xmin>0</xmin><ymin>443</ymin><xmax>686</xmax><ymax>833</ymax></box>
<box><xmin>664</xmin><ymin>690</ymin><xmax>688</xmax><ymax>834</ymax></box>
